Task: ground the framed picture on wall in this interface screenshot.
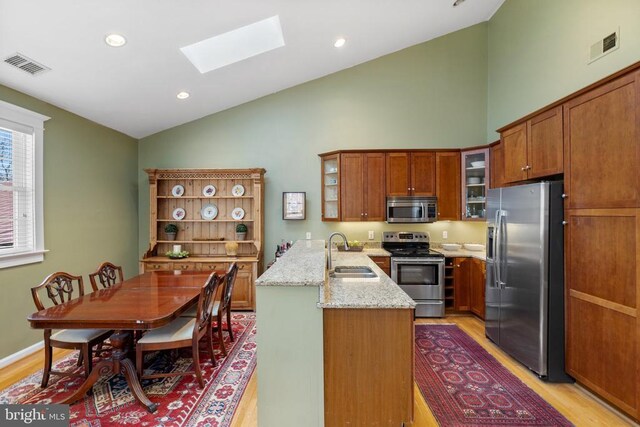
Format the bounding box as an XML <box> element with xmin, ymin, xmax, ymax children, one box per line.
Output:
<box><xmin>283</xmin><ymin>192</ymin><xmax>306</xmax><ymax>220</ymax></box>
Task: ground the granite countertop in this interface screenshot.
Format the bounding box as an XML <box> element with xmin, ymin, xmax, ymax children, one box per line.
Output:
<box><xmin>255</xmin><ymin>240</ymin><xmax>326</xmax><ymax>287</ymax></box>
<box><xmin>255</xmin><ymin>240</ymin><xmax>414</xmax><ymax>309</ymax></box>
<box><xmin>318</xmin><ymin>250</ymin><xmax>415</xmax><ymax>310</ymax></box>
<box><xmin>432</xmin><ymin>247</ymin><xmax>486</xmax><ymax>261</ymax></box>
<box><xmin>361</xmin><ymin>248</ymin><xmax>391</xmax><ymax>257</ymax></box>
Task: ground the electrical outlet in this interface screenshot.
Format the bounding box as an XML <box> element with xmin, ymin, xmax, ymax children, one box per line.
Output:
<box><xmin>442</xmin><ymin>231</ymin><xmax>448</xmax><ymax>239</ymax></box>
<box><xmin>306</xmin><ymin>232</ymin><xmax>311</xmax><ymax>240</ymax></box>
<box><xmin>368</xmin><ymin>230</ymin><xmax>375</xmax><ymax>240</ymax></box>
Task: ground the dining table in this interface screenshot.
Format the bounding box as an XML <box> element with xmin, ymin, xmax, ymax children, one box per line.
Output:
<box><xmin>27</xmin><ymin>270</ymin><xmax>222</xmax><ymax>413</ymax></box>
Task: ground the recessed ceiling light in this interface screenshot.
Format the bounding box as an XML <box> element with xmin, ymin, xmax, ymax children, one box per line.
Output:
<box><xmin>105</xmin><ymin>34</ymin><xmax>127</xmax><ymax>47</ymax></box>
<box><xmin>180</xmin><ymin>15</ymin><xmax>285</xmax><ymax>74</ymax></box>
<box><xmin>334</xmin><ymin>38</ymin><xmax>346</xmax><ymax>48</ymax></box>
<box><xmin>176</xmin><ymin>91</ymin><xmax>190</xmax><ymax>100</ymax></box>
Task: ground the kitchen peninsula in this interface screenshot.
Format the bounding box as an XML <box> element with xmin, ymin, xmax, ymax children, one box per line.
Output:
<box><xmin>255</xmin><ymin>240</ymin><xmax>415</xmax><ymax>427</ymax></box>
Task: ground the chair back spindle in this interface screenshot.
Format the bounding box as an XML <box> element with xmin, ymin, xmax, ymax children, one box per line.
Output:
<box><xmin>89</xmin><ymin>262</ymin><xmax>124</xmax><ymax>291</ymax></box>
<box><xmin>195</xmin><ymin>272</ymin><xmax>223</xmax><ymax>335</ymax></box>
<box><xmin>221</xmin><ymin>263</ymin><xmax>239</xmax><ymax>312</ymax></box>
<box><xmin>31</xmin><ymin>272</ymin><xmax>85</xmax><ymax>311</ymax></box>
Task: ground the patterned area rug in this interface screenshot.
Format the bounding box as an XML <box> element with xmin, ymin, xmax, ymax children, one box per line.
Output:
<box><xmin>415</xmin><ymin>324</ymin><xmax>572</xmax><ymax>426</ymax></box>
<box><xmin>0</xmin><ymin>313</ymin><xmax>256</xmax><ymax>427</ymax></box>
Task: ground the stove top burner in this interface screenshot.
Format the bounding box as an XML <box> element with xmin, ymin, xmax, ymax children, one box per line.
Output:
<box><xmin>382</xmin><ymin>230</ymin><xmax>444</xmax><ymax>258</ymax></box>
<box><xmin>386</xmin><ymin>248</ymin><xmax>444</xmax><ymax>258</ymax></box>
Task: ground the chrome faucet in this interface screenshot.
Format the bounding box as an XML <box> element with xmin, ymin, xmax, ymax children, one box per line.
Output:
<box><xmin>327</xmin><ymin>232</ymin><xmax>349</xmax><ymax>271</ymax></box>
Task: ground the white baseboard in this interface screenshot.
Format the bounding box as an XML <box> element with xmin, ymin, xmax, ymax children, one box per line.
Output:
<box><xmin>0</xmin><ymin>341</ymin><xmax>44</xmax><ymax>370</ymax></box>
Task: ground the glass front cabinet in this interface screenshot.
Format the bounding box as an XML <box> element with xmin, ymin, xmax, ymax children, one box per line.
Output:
<box><xmin>321</xmin><ymin>154</ymin><xmax>340</xmax><ymax>221</ymax></box>
<box><xmin>461</xmin><ymin>148</ymin><xmax>490</xmax><ymax>221</ymax></box>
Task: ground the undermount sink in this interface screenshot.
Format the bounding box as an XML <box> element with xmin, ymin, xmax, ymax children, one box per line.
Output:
<box><xmin>329</xmin><ymin>266</ymin><xmax>378</xmax><ymax>279</ymax></box>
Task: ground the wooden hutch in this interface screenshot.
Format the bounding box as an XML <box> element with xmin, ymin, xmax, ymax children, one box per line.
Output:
<box><xmin>140</xmin><ymin>168</ymin><xmax>265</xmax><ymax>310</ymax></box>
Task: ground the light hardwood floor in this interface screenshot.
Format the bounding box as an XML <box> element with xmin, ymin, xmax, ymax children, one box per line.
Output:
<box><xmin>1</xmin><ymin>316</ymin><xmax>636</xmax><ymax>426</ymax></box>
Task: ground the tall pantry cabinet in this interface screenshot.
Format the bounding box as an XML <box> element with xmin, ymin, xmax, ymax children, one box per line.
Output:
<box><xmin>563</xmin><ymin>69</ymin><xmax>640</xmax><ymax>420</ymax></box>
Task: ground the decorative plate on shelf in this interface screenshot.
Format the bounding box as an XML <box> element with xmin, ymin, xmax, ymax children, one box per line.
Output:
<box><xmin>200</xmin><ymin>204</ymin><xmax>218</xmax><ymax>220</ymax></box>
<box><xmin>231</xmin><ymin>207</ymin><xmax>245</xmax><ymax>220</ymax></box>
<box><xmin>202</xmin><ymin>185</ymin><xmax>216</xmax><ymax>197</ymax></box>
<box><xmin>171</xmin><ymin>185</ymin><xmax>185</xmax><ymax>197</ymax></box>
<box><xmin>231</xmin><ymin>184</ymin><xmax>245</xmax><ymax>197</ymax></box>
<box><xmin>172</xmin><ymin>208</ymin><xmax>186</xmax><ymax>220</ymax></box>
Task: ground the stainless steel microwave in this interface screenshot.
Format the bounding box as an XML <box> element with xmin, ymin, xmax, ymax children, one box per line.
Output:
<box><xmin>386</xmin><ymin>196</ymin><xmax>437</xmax><ymax>223</ymax></box>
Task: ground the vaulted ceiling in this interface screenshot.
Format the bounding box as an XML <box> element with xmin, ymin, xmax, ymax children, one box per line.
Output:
<box><xmin>0</xmin><ymin>0</ymin><xmax>504</xmax><ymax>138</ymax></box>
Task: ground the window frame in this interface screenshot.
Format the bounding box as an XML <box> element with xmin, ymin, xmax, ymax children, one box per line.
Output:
<box><xmin>0</xmin><ymin>100</ymin><xmax>49</xmax><ymax>269</ymax></box>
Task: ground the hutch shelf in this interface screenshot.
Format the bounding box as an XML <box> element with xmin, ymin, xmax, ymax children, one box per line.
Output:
<box><xmin>140</xmin><ymin>168</ymin><xmax>266</xmax><ymax>310</ymax></box>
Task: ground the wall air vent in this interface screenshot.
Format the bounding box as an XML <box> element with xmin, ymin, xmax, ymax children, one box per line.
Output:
<box><xmin>3</xmin><ymin>53</ymin><xmax>50</xmax><ymax>76</ymax></box>
<box><xmin>589</xmin><ymin>29</ymin><xmax>620</xmax><ymax>64</ymax></box>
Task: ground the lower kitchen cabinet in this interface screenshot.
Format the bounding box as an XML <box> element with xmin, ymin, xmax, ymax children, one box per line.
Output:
<box><xmin>446</xmin><ymin>256</ymin><xmax>485</xmax><ymax>318</ymax></box>
<box><xmin>453</xmin><ymin>257</ymin><xmax>470</xmax><ymax>311</ymax></box>
<box><xmin>368</xmin><ymin>255</ymin><xmax>390</xmax><ymax>276</ymax></box>
<box><xmin>324</xmin><ymin>308</ymin><xmax>414</xmax><ymax>426</ymax></box>
<box><xmin>469</xmin><ymin>258</ymin><xmax>486</xmax><ymax>319</ymax></box>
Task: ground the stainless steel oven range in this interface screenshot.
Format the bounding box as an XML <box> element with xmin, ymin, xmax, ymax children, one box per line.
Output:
<box><xmin>383</xmin><ymin>231</ymin><xmax>445</xmax><ymax>318</ymax></box>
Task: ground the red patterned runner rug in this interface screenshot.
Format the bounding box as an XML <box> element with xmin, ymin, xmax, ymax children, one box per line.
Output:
<box><xmin>415</xmin><ymin>324</ymin><xmax>572</xmax><ymax>426</ymax></box>
<box><xmin>0</xmin><ymin>313</ymin><xmax>256</xmax><ymax>427</ymax></box>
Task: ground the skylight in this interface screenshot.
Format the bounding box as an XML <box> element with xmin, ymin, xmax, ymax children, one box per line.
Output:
<box><xmin>180</xmin><ymin>15</ymin><xmax>285</xmax><ymax>74</ymax></box>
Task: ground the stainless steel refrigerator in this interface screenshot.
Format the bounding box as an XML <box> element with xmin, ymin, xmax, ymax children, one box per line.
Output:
<box><xmin>486</xmin><ymin>181</ymin><xmax>572</xmax><ymax>382</ymax></box>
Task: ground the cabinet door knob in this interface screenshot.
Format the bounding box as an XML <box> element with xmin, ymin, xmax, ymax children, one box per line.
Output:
<box><xmin>561</xmin><ymin>193</ymin><xmax>568</xmax><ymax>199</ymax></box>
<box><xmin>364</xmin><ymin>213</ymin><xmax>368</xmax><ymax>216</ymax></box>
<box><xmin>521</xmin><ymin>166</ymin><xmax>526</xmax><ymax>171</ymax></box>
<box><xmin>526</xmin><ymin>165</ymin><xmax>531</xmax><ymax>170</ymax></box>
<box><xmin>361</xmin><ymin>213</ymin><xmax>364</xmax><ymax>216</ymax></box>
<box><xmin>562</xmin><ymin>221</ymin><xmax>568</xmax><ymax>225</ymax></box>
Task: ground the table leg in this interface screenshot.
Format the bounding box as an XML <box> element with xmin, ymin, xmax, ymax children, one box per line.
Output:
<box><xmin>60</xmin><ymin>330</ymin><xmax>158</xmax><ymax>413</ymax></box>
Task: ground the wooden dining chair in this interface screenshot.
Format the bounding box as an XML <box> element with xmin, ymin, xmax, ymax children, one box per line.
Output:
<box><xmin>136</xmin><ymin>271</ymin><xmax>224</xmax><ymax>387</ymax></box>
<box><xmin>30</xmin><ymin>272</ymin><xmax>112</xmax><ymax>388</ymax></box>
<box><xmin>88</xmin><ymin>261</ymin><xmax>124</xmax><ymax>291</ymax></box>
<box><xmin>214</xmin><ymin>263</ymin><xmax>238</xmax><ymax>357</ymax></box>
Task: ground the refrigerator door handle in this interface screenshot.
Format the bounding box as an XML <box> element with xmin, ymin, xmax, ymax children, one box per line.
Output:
<box><xmin>494</xmin><ymin>209</ymin><xmax>502</xmax><ymax>289</ymax></box>
<box><xmin>496</xmin><ymin>210</ymin><xmax>506</xmax><ymax>289</ymax></box>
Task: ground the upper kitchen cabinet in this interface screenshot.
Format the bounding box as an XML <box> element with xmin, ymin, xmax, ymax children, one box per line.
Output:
<box><xmin>386</xmin><ymin>152</ymin><xmax>435</xmax><ymax>197</ymax></box>
<box><xmin>321</xmin><ymin>154</ymin><xmax>341</xmax><ymax>221</ymax></box>
<box><xmin>461</xmin><ymin>148</ymin><xmax>489</xmax><ymax>221</ymax></box>
<box><xmin>564</xmin><ymin>71</ymin><xmax>639</xmax><ymax>209</ymax></box>
<box><xmin>341</xmin><ymin>152</ymin><xmax>386</xmax><ymax>221</ymax></box>
<box><xmin>435</xmin><ymin>151</ymin><xmax>460</xmax><ymax>220</ymax></box>
<box><xmin>500</xmin><ymin>106</ymin><xmax>563</xmax><ymax>184</ymax></box>
<box><xmin>489</xmin><ymin>141</ymin><xmax>505</xmax><ymax>189</ymax></box>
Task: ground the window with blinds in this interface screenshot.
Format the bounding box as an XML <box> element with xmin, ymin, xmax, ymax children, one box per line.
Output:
<box><xmin>0</xmin><ymin>100</ymin><xmax>48</xmax><ymax>269</ymax></box>
<box><xmin>0</xmin><ymin>127</ymin><xmax>34</xmax><ymax>252</ymax></box>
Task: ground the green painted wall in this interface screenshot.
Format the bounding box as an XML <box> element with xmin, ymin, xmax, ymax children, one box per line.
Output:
<box><xmin>487</xmin><ymin>0</ymin><xmax>640</xmax><ymax>141</ymax></box>
<box><xmin>138</xmin><ymin>23</ymin><xmax>490</xmax><ymax>261</ymax></box>
<box><xmin>0</xmin><ymin>85</ymin><xmax>138</xmax><ymax>359</ymax></box>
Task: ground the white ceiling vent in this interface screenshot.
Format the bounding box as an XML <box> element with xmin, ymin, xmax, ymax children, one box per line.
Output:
<box><xmin>4</xmin><ymin>53</ymin><xmax>51</xmax><ymax>76</ymax></box>
<box><xmin>589</xmin><ymin>29</ymin><xmax>620</xmax><ymax>64</ymax></box>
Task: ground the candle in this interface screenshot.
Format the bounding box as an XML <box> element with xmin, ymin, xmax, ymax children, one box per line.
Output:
<box><xmin>173</xmin><ymin>245</ymin><xmax>182</xmax><ymax>253</ymax></box>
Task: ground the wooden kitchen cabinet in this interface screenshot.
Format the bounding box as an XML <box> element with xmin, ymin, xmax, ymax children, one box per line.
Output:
<box><xmin>321</xmin><ymin>154</ymin><xmax>340</xmax><ymax>221</ymax></box>
<box><xmin>490</xmin><ymin>141</ymin><xmax>505</xmax><ymax>189</ymax></box>
<box><xmin>563</xmin><ymin>69</ymin><xmax>640</xmax><ymax>420</ymax></box>
<box><xmin>500</xmin><ymin>106</ymin><xmax>563</xmax><ymax>184</ymax></box>
<box><xmin>324</xmin><ymin>308</ymin><xmax>414</xmax><ymax>426</ymax></box>
<box><xmin>386</xmin><ymin>152</ymin><xmax>435</xmax><ymax>197</ymax></box>
<box><xmin>340</xmin><ymin>153</ymin><xmax>385</xmax><ymax>221</ymax></box>
<box><xmin>435</xmin><ymin>151</ymin><xmax>460</xmax><ymax>220</ymax></box>
<box><xmin>469</xmin><ymin>258</ymin><xmax>486</xmax><ymax>319</ymax></box>
<box><xmin>368</xmin><ymin>255</ymin><xmax>390</xmax><ymax>276</ymax></box>
<box><xmin>453</xmin><ymin>257</ymin><xmax>470</xmax><ymax>311</ymax></box>
<box><xmin>563</xmin><ymin>72</ymin><xmax>639</xmax><ymax>210</ymax></box>
<box><xmin>461</xmin><ymin>148</ymin><xmax>489</xmax><ymax>221</ymax></box>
